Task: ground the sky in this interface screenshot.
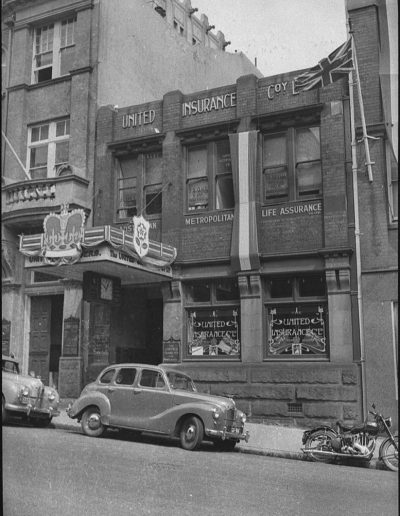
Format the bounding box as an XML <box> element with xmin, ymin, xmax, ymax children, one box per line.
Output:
<box><xmin>193</xmin><ymin>0</ymin><xmax>348</xmax><ymax>76</ymax></box>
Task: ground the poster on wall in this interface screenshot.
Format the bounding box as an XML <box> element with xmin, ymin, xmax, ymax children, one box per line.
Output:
<box><xmin>187</xmin><ymin>308</ymin><xmax>240</xmax><ymax>358</ymax></box>
<box><xmin>267</xmin><ymin>305</ymin><xmax>327</xmax><ymax>356</ymax></box>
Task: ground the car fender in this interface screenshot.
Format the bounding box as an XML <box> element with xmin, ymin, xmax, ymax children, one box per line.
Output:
<box><xmin>166</xmin><ymin>401</ymin><xmax>222</xmax><ymax>435</ymax></box>
<box><xmin>69</xmin><ymin>392</ymin><xmax>111</xmax><ymax>424</ymax></box>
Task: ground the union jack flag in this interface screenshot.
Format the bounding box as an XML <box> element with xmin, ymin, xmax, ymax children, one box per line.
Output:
<box><xmin>294</xmin><ymin>38</ymin><xmax>354</xmax><ymax>92</ymax></box>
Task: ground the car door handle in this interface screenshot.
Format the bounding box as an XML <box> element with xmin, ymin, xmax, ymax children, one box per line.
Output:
<box><xmin>107</xmin><ymin>387</ymin><xmax>115</xmax><ymax>393</ymax></box>
<box><xmin>133</xmin><ymin>388</ymin><xmax>142</xmax><ymax>394</ymax></box>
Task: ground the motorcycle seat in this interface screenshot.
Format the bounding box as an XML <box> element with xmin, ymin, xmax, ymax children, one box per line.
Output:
<box><xmin>336</xmin><ymin>420</ymin><xmax>357</xmax><ymax>432</ymax></box>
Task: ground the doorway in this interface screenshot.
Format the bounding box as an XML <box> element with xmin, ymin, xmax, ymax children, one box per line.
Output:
<box><xmin>29</xmin><ymin>295</ymin><xmax>63</xmax><ymax>387</ymax></box>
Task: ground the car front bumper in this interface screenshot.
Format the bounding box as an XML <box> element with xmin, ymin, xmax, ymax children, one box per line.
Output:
<box><xmin>6</xmin><ymin>402</ymin><xmax>60</xmax><ymax>418</ymax></box>
<box><xmin>206</xmin><ymin>426</ymin><xmax>250</xmax><ymax>442</ymax></box>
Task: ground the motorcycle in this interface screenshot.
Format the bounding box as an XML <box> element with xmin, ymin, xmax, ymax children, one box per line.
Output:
<box><xmin>301</xmin><ymin>403</ymin><xmax>398</xmax><ymax>471</ymax></box>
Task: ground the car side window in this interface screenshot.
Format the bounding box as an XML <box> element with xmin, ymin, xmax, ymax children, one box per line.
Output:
<box><xmin>99</xmin><ymin>369</ymin><xmax>116</xmax><ymax>384</ymax></box>
<box><xmin>115</xmin><ymin>368</ymin><xmax>137</xmax><ymax>385</ymax></box>
<box><xmin>2</xmin><ymin>360</ymin><xmax>19</xmax><ymax>374</ymax></box>
<box><xmin>139</xmin><ymin>369</ymin><xmax>165</xmax><ymax>389</ymax></box>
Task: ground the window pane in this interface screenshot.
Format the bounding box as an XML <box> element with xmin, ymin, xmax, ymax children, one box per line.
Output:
<box><xmin>145</xmin><ymin>152</ymin><xmax>162</xmax><ymax>185</ymax></box>
<box><xmin>140</xmin><ymin>370</ymin><xmax>164</xmax><ymax>388</ymax></box>
<box><xmin>30</xmin><ymin>167</ymin><xmax>47</xmax><ymax>179</ymax></box>
<box><xmin>269</xmin><ymin>278</ymin><xmax>293</xmax><ymax>298</ymax></box>
<box><xmin>296</xmin><ymin>127</ymin><xmax>320</xmax><ymax>161</ymax></box>
<box><xmin>187</xmin><ymin>308</ymin><xmax>240</xmax><ymax>357</ymax></box>
<box><xmin>115</xmin><ymin>368</ymin><xmax>137</xmax><ymax>385</ymax></box>
<box><xmin>35</xmin><ymin>51</ymin><xmax>53</xmax><ymax>68</ymax></box>
<box><xmin>264</xmin><ymin>166</ymin><xmax>289</xmax><ymax>199</ymax></box>
<box><xmin>100</xmin><ymin>369</ymin><xmax>115</xmax><ymax>384</ymax></box>
<box><xmin>215</xmin><ymin>279</ymin><xmax>239</xmax><ymax>301</ymax></box>
<box><xmin>56</xmin><ymin>120</ymin><xmax>68</xmax><ymax>137</ymax></box>
<box><xmin>187</xmin><ymin>282</ymin><xmax>211</xmax><ymax>302</ymax></box>
<box><xmin>31</xmin><ymin>127</ymin><xmax>41</xmax><ymax>143</ymax></box>
<box><xmin>216</xmin><ymin>175</ymin><xmax>234</xmax><ymax>209</ymax></box>
<box><xmin>216</xmin><ymin>140</ymin><xmax>232</xmax><ymax>175</ymax></box>
<box><xmin>30</xmin><ymin>146</ymin><xmax>48</xmax><ymax>168</ymax></box>
<box><xmin>188</xmin><ymin>178</ymin><xmax>208</xmax><ymax>210</ymax></box>
<box><xmin>60</xmin><ymin>46</ymin><xmax>75</xmax><ymax>76</ymax></box>
<box><xmin>299</xmin><ymin>275</ymin><xmax>326</xmax><ymax>297</ymax></box>
<box><xmin>55</xmin><ymin>141</ymin><xmax>69</xmax><ymax>165</ymax></box>
<box><xmin>41</xmin><ymin>125</ymin><xmax>49</xmax><ymax>140</ymax></box>
<box><xmin>296</xmin><ymin>161</ymin><xmax>322</xmax><ymax>196</ymax></box>
<box><xmin>267</xmin><ymin>304</ymin><xmax>328</xmax><ymax>357</ymax></box>
<box><xmin>263</xmin><ymin>134</ymin><xmax>286</xmax><ymax>166</ymax></box>
<box><xmin>188</xmin><ymin>147</ymin><xmax>207</xmax><ymax>179</ymax></box>
<box><xmin>145</xmin><ymin>186</ymin><xmax>162</xmax><ymax>215</ymax></box>
<box><xmin>37</xmin><ymin>67</ymin><xmax>52</xmax><ymax>82</ymax></box>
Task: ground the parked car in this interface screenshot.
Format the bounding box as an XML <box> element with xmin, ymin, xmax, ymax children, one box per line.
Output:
<box><xmin>2</xmin><ymin>354</ymin><xmax>60</xmax><ymax>426</ymax></box>
<box><xmin>67</xmin><ymin>363</ymin><xmax>250</xmax><ymax>451</ymax></box>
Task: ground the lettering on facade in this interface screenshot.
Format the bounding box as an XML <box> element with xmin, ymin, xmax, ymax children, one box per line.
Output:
<box><xmin>122</xmin><ymin>110</ymin><xmax>156</xmax><ymax>128</ymax></box>
<box><xmin>262</xmin><ymin>202</ymin><xmax>322</xmax><ymax>218</ymax></box>
<box><xmin>185</xmin><ymin>212</ymin><xmax>234</xmax><ymax>225</ymax></box>
<box><xmin>266</xmin><ymin>80</ymin><xmax>299</xmax><ymax>100</ymax></box>
<box><xmin>163</xmin><ymin>338</ymin><xmax>180</xmax><ymax>363</ymax></box>
<box><xmin>182</xmin><ymin>93</ymin><xmax>236</xmax><ymax>117</ymax></box>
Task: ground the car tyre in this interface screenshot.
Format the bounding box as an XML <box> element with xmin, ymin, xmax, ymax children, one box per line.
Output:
<box><xmin>180</xmin><ymin>416</ymin><xmax>204</xmax><ymax>451</ymax></box>
<box><xmin>81</xmin><ymin>407</ymin><xmax>105</xmax><ymax>438</ymax></box>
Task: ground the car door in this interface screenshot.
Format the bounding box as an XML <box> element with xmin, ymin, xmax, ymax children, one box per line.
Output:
<box><xmin>101</xmin><ymin>367</ymin><xmax>139</xmax><ymax>427</ymax></box>
<box><xmin>129</xmin><ymin>368</ymin><xmax>174</xmax><ymax>433</ymax></box>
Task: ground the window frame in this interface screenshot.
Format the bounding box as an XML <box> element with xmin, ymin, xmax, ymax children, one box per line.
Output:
<box><xmin>185</xmin><ymin>138</ymin><xmax>234</xmax><ymax>213</ymax></box>
<box><xmin>264</xmin><ymin>274</ymin><xmax>329</xmax><ymax>360</ymax></box>
<box><xmin>262</xmin><ymin>125</ymin><xmax>322</xmax><ymax>204</ymax></box>
<box><xmin>184</xmin><ymin>278</ymin><xmax>241</xmax><ymax>360</ymax></box>
<box><xmin>115</xmin><ymin>150</ymin><xmax>163</xmax><ymax>222</ymax></box>
<box><xmin>31</xmin><ymin>16</ymin><xmax>76</xmax><ymax>84</ymax></box>
<box><xmin>27</xmin><ymin>118</ymin><xmax>70</xmax><ymax>179</ymax></box>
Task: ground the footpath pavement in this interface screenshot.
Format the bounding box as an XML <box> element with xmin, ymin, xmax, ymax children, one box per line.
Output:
<box><xmin>54</xmin><ymin>399</ymin><xmax>386</xmax><ymax>470</ymax></box>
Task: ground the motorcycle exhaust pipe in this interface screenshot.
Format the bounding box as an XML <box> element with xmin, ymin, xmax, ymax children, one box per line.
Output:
<box><xmin>301</xmin><ymin>448</ymin><xmax>372</xmax><ymax>459</ymax></box>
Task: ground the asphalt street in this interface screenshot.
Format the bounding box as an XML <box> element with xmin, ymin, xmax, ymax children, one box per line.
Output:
<box><xmin>2</xmin><ymin>424</ymin><xmax>398</xmax><ymax>516</ymax></box>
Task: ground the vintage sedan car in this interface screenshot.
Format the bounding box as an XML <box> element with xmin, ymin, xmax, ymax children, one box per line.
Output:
<box><xmin>67</xmin><ymin>363</ymin><xmax>250</xmax><ymax>451</ymax></box>
<box><xmin>2</xmin><ymin>354</ymin><xmax>60</xmax><ymax>426</ymax></box>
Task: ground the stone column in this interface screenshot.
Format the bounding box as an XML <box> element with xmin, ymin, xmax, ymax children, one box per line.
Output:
<box><xmin>58</xmin><ymin>279</ymin><xmax>84</xmax><ymax>398</ymax></box>
<box><xmin>325</xmin><ymin>256</ymin><xmax>353</xmax><ymax>362</ymax></box>
<box><xmin>238</xmin><ymin>274</ymin><xmax>263</xmax><ymax>362</ymax></box>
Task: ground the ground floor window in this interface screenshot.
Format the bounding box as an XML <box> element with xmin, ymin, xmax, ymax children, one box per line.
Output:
<box><xmin>264</xmin><ymin>274</ymin><xmax>328</xmax><ymax>359</ymax></box>
<box><xmin>185</xmin><ymin>279</ymin><xmax>240</xmax><ymax>359</ymax></box>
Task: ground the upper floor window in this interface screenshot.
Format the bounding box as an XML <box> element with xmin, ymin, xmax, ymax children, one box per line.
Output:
<box><xmin>116</xmin><ymin>151</ymin><xmax>163</xmax><ymax>221</ymax></box>
<box><xmin>27</xmin><ymin>118</ymin><xmax>70</xmax><ymax>179</ymax></box>
<box><xmin>32</xmin><ymin>16</ymin><xmax>76</xmax><ymax>83</ymax></box>
<box><xmin>186</xmin><ymin>139</ymin><xmax>234</xmax><ymax>212</ymax></box>
<box><xmin>173</xmin><ymin>5</ymin><xmax>185</xmax><ymax>35</ymax></box>
<box><xmin>263</xmin><ymin>126</ymin><xmax>322</xmax><ymax>203</ymax></box>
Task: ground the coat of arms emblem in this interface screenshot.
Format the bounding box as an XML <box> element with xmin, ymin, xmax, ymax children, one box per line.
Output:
<box><xmin>42</xmin><ymin>203</ymin><xmax>86</xmax><ymax>265</ymax></box>
<box><xmin>133</xmin><ymin>215</ymin><xmax>150</xmax><ymax>258</ymax></box>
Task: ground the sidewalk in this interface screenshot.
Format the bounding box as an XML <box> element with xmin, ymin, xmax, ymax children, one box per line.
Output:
<box><xmin>54</xmin><ymin>399</ymin><xmax>386</xmax><ymax>470</ymax></box>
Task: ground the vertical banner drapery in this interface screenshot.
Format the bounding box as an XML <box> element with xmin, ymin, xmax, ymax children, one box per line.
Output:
<box><xmin>229</xmin><ymin>131</ymin><xmax>260</xmax><ymax>271</ymax></box>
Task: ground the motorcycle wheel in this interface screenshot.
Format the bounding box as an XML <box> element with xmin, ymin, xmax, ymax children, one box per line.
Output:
<box><xmin>380</xmin><ymin>436</ymin><xmax>398</xmax><ymax>472</ymax></box>
<box><xmin>304</xmin><ymin>429</ymin><xmax>337</xmax><ymax>463</ymax></box>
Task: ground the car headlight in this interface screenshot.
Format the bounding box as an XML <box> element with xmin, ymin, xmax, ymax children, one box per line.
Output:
<box><xmin>212</xmin><ymin>408</ymin><xmax>221</xmax><ymax>420</ymax></box>
<box><xmin>47</xmin><ymin>391</ymin><xmax>56</xmax><ymax>402</ymax></box>
<box><xmin>19</xmin><ymin>386</ymin><xmax>30</xmax><ymax>402</ymax></box>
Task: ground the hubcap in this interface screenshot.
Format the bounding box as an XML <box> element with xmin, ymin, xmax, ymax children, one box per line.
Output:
<box><xmin>88</xmin><ymin>413</ymin><xmax>101</xmax><ymax>430</ymax></box>
<box><xmin>185</xmin><ymin>424</ymin><xmax>195</xmax><ymax>442</ymax></box>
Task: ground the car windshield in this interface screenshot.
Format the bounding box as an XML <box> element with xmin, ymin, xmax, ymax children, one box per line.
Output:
<box><xmin>166</xmin><ymin>372</ymin><xmax>197</xmax><ymax>392</ymax></box>
<box><xmin>2</xmin><ymin>360</ymin><xmax>19</xmax><ymax>374</ymax></box>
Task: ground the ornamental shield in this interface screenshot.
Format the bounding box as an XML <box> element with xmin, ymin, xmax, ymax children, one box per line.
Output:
<box><xmin>133</xmin><ymin>215</ymin><xmax>150</xmax><ymax>258</ymax></box>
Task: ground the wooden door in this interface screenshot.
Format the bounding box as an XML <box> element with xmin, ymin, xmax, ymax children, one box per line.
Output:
<box><xmin>29</xmin><ymin>297</ymin><xmax>51</xmax><ymax>384</ymax></box>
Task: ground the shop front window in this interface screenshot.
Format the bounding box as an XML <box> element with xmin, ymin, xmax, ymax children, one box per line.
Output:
<box><xmin>185</xmin><ymin>279</ymin><xmax>240</xmax><ymax>359</ymax></box>
<box><xmin>265</xmin><ymin>274</ymin><xmax>328</xmax><ymax>359</ymax></box>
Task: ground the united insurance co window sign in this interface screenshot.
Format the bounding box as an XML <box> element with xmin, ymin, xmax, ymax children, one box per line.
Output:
<box><xmin>187</xmin><ymin>308</ymin><xmax>240</xmax><ymax>358</ymax></box>
<box><xmin>267</xmin><ymin>305</ymin><xmax>328</xmax><ymax>357</ymax></box>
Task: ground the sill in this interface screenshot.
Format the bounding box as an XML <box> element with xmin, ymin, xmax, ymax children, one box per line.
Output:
<box><xmin>388</xmin><ymin>221</ymin><xmax>398</xmax><ymax>230</ymax></box>
<box><xmin>263</xmin><ymin>357</ymin><xmax>330</xmax><ymax>362</ymax></box>
<box><xmin>29</xmin><ymin>75</ymin><xmax>72</xmax><ymax>90</ymax></box>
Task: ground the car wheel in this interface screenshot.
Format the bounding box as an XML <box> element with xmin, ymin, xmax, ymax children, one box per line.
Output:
<box><xmin>180</xmin><ymin>416</ymin><xmax>204</xmax><ymax>451</ymax></box>
<box><xmin>32</xmin><ymin>417</ymin><xmax>53</xmax><ymax>428</ymax></box>
<box><xmin>213</xmin><ymin>439</ymin><xmax>238</xmax><ymax>452</ymax></box>
<box><xmin>81</xmin><ymin>407</ymin><xmax>105</xmax><ymax>438</ymax></box>
<box><xmin>2</xmin><ymin>396</ymin><xmax>7</xmax><ymax>425</ymax></box>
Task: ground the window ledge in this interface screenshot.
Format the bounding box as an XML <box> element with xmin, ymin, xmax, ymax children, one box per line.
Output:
<box><xmin>28</xmin><ymin>75</ymin><xmax>72</xmax><ymax>90</ymax></box>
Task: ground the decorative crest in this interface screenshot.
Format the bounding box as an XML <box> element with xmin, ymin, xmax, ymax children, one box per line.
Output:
<box><xmin>133</xmin><ymin>215</ymin><xmax>150</xmax><ymax>258</ymax></box>
<box><xmin>42</xmin><ymin>203</ymin><xmax>86</xmax><ymax>265</ymax></box>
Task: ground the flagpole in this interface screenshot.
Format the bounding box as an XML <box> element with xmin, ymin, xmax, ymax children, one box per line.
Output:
<box><xmin>1</xmin><ymin>130</ymin><xmax>32</xmax><ymax>180</ymax></box>
<box><xmin>348</xmin><ymin>33</ymin><xmax>368</xmax><ymax>421</ymax></box>
<box><xmin>351</xmin><ymin>39</ymin><xmax>375</xmax><ymax>182</ymax></box>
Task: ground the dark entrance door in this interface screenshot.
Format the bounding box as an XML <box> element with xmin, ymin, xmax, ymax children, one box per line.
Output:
<box><xmin>145</xmin><ymin>298</ymin><xmax>163</xmax><ymax>365</ymax></box>
<box><xmin>29</xmin><ymin>296</ymin><xmax>63</xmax><ymax>386</ymax></box>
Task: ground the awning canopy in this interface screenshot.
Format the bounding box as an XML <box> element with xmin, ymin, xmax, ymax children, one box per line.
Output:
<box><xmin>20</xmin><ymin>225</ymin><xmax>176</xmax><ymax>285</ymax></box>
